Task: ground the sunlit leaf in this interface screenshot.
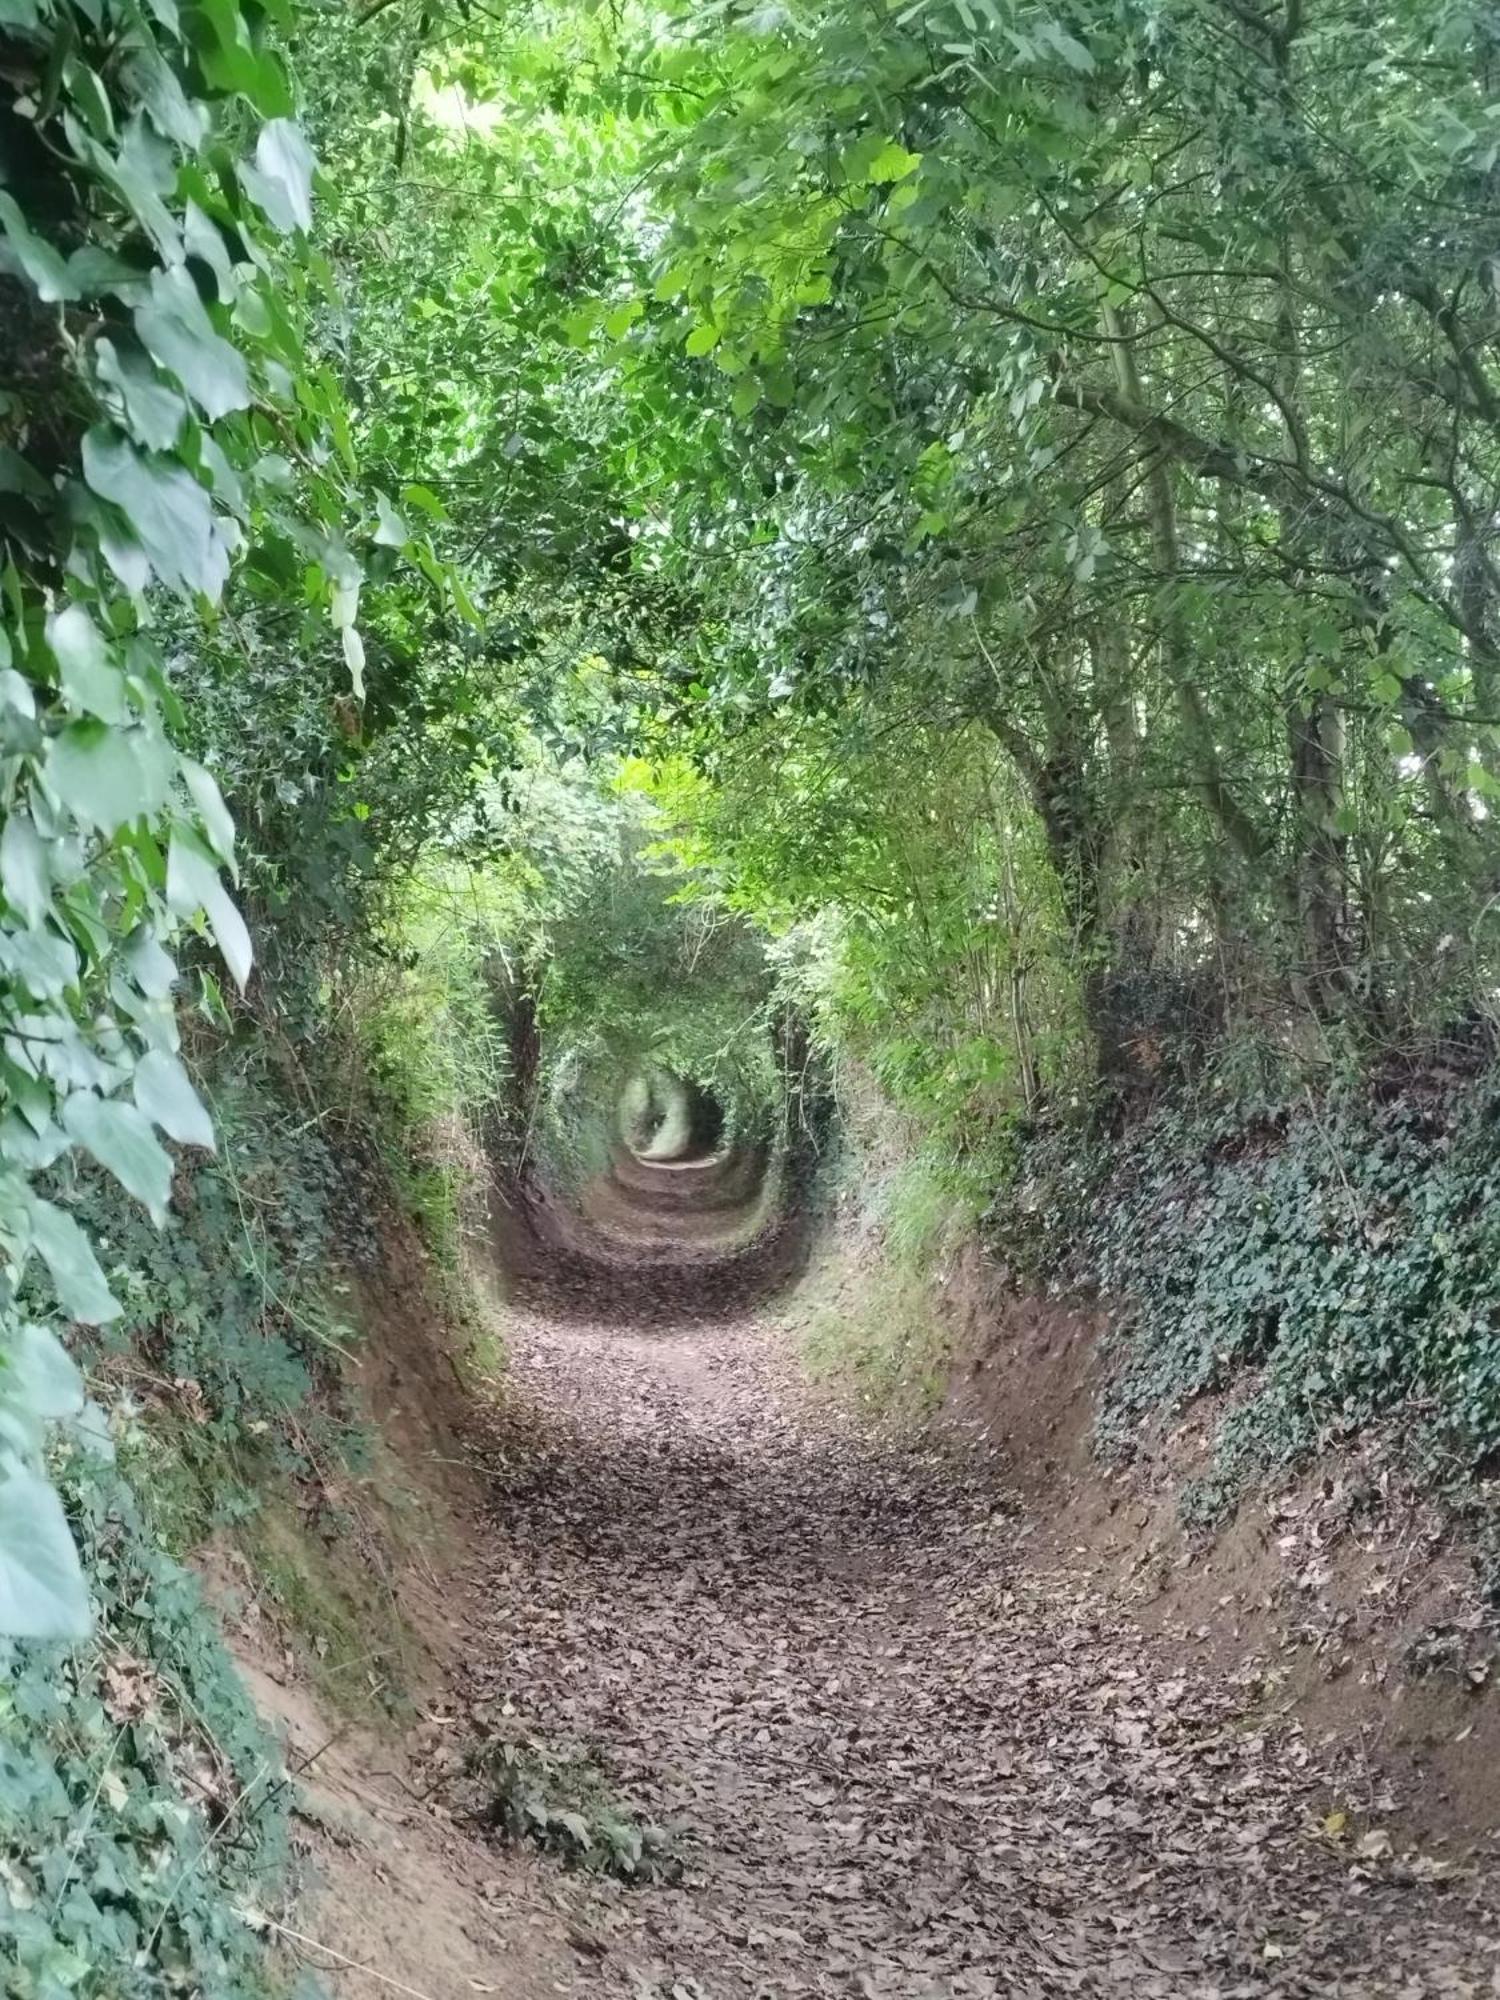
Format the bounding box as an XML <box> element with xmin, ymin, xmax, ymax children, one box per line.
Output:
<box><xmin>133</xmin><ymin>1048</ymin><xmax>215</xmax><ymax>1150</ymax></box>
<box><xmin>0</xmin><ymin>1475</ymin><xmax>91</xmax><ymax>1639</ymax></box>
<box><xmin>134</xmin><ymin>265</ymin><xmax>251</xmax><ymax>421</ymax></box>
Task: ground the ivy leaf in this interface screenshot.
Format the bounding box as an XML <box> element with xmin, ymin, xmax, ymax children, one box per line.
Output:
<box><xmin>0</xmin><ymin>192</ymin><xmax>78</xmax><ymax>304</ymax></box>
<box><xmin>47</xmin><ymin>605</ymin><xmax>129</xmax><ymax>724</ymax></box>
<box><xmin>0</xmin><ymin>1474</ymin><xmax>91</xmax><ymax>1639</ymax></box>
<box><xmin>81</xmin><ymin>427</ymin><xmax>230</xmax><ymax>601</ymax></box>
<box><xmin>240</xmin><ymin>118</ymin><xmax>316</xmax><ymax>234</ymax></box>
<box><xmin>166</xmin><ymin>830</ymin><xmax>254</xmax><ymax>990</ymax></box>
<box><xmin>27</xmin><ymin>1197</ymin><xmax>121</xmax><ymax>1324</ymax></box>
<box><xmin>62</xmin><ymin>1092</ymin><xmax>174</xmax><ymax>1222</ymax></box>
<box><xmin>133</xmin><ymin>1049</ymin><xmax>215</xmax><ymax>1151</ymax></box>
<box><xmin>122</xmin><ymin>46</ymin><xmax>211</xmax><ymax>150</ymax></box>
<box><xmin>134</xmin><ymin>265</ymin><xmax>250</xmax><ymax>421</ymax></box>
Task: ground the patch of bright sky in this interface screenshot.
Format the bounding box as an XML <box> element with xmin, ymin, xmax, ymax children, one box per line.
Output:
<box><xmin>415</xmin><ymin>73</ymin><xmax>508</xmax><ymax>135</ymax></box>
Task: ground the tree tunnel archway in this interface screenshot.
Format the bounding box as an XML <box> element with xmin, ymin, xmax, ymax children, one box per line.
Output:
<box><xmin>624</xmin><ymin>1068</ymin><xmax>726</xmax><ymax>1164</ymax></box>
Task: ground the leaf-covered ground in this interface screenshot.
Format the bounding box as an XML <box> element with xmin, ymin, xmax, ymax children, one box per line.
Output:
<box><xmin>444</xmin><ymin>1276</ymin><xmax>1500</xmax><ymax>1998</ymax></box>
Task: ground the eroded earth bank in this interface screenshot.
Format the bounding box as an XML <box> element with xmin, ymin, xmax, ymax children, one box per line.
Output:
<box><xmin>263</xmin><ymin>1150</ymin><xmax>1500</xmax><ymax>2000</ymax></box>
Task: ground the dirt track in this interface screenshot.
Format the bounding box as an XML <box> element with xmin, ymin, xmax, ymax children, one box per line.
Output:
<box><xmin>448</xmin><ymin>1233</ymin><xmax>1500</xmax><ymax>1999</ymax></box>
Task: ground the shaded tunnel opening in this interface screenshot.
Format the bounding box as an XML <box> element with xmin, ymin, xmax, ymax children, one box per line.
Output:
<box><xmin>624</xmin><ymin>1069</ymin><xmax>726</xmax><ymax>1164</ymax></box>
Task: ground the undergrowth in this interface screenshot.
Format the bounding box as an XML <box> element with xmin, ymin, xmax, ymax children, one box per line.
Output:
<box><xmin>802</xmin><ymin>1150</ymin><xmax>978</xmax><ymax>1419</ymax></box>
<box><xmin>467</xmin><ymin>1733</ymin><xmax>684</xmax><ymax>1884</ymax></box>
<box><xmin>5</xmin><ymin>1006</ymin><xmax>471</xmax><ymax>1995</ymax></box>
<box><xmin>986</xmin><ymin>1066</ymin><xmax>1500</xmax><ymax>1543</ymax></box>
<box><xmin>2</xmin><ymin>1451</ymin><xmax>297</xmax><ymax>2000</ymax></box>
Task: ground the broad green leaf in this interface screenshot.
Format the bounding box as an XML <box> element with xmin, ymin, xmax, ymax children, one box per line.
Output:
<box><xmin>341</xmin><ymin>625</ymin><xmax>366</xmax><ymax>699</ymax></box>
<box><xmin>134</xmin><ymin>265</ymin><xmax>250</xmax><ymax>421</ymax></box>
<box><xmin>124</xmin><ymin>928</ymin><xmax>178</xmax><ymax>1000</ymax></box>
<box><xmin>123</xmin><ymin>47</ymin><xmax>211</xmax><ymax>150</ymax></box>
<box><xmin>95</xmin><ymin>338</ymin><xmax>188</xmax><ymax>453</ymax></box>
<box><xmin>81</xmin><ymin>427</ymin><xmax>230</xmax><ymax>601</ymax></box>
<box><xmin>7</xmin><ymin>930</ymin><xmax>80</xmax><ymax>1001</ymax></box>
<box><xmin>63</xmin><ymin>59</ymin><xmax>116</xmax><ymax>143</ymax></box>
<box><xmin>182</xmin><ymin>757</ymin><xmax>236</xmax><ymax>868</ymax></box>
<box><xmin>27</xmin><ymin>1197</ymin><xmax>121</xmax><ymax>1324</ymax></box>
<box><xmin>240</xmin><ymin>118</ymin><xmax>316</xmax><ymax>233</ymax></box>
<box><xmin>0</xmin><ymin>192</ymin><xmax>77</xmax><ymax>304</ymax></box>
<box><xmin>46</xmin><ymin>720</ymin><xmax>168</xmax><ymax>834</ymax></box>
<box><xmin>0</xmin><ymin>815</ymin><xmax>51</xmax><ymax>928</ymax></box>
<box><xmin>0</xmin><ymin>1474</ymin><xmax>91</xmax><ymax>1640</ymax></box>
<box><xmin>373</xmin><ymin>492</ymin><xmax>410</xmax><ymax>549</ymax></box>
<box><xmin>3</xmin><ymin>1323</ymin><xmax>84</xmax><ymax>1424</ymax></box>
<box><xmin>196</xmin><ymin>32</ymin><xmax>294</xmax><ymax>120</ymax></box>
<box><xmin>183</xmin><ymin>201</ymin><xmax>235</xmax><ymax>299</ymax></box>
<box><xmin>166</xmin><ymin>830</ymin><xmax>253</xmax><ymax>990</ymax></box>
<box><xmin>133</xmin><ymin>1049</ymin><xmax>215</xmax><ymax>1150</ymax></box>
<box><xmin>62</xmin><ymin>1092</ymin><xmax>173</xmax><ymax>1221</ymax></box>
<box><xmin>866</xmin><ymin>142</ymin><xmax>921</xmax><ymax>184</ymax></box>
<box><xmin>401</xmin><ymin>483</ymin><xmax>448</xmax><ymax>522</ymax></box>
<box><xmin>47</xmin><ymin>605</ymin><xmax>128</xmax><ymax>724</ymax></box>
<box><xmin>1040</xmin><ymin>19</ymin><xmax>1094</xmax><ymax>70</ymax></box>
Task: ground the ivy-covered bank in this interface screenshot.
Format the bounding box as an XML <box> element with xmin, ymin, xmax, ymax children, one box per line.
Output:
<box><xmin>2</xmin><ymin>1461</ymin><xmax>292</xmax><ymax>2000</ymax></box>
<box><xmin>1034</xmin><ymin>1075</ymin><xmax>1500</xmax><ymax>1532</ymax></box>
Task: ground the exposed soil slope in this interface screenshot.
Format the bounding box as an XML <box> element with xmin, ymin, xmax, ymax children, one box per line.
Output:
<box><xmin>270</xmin><ymin>1163</ymin><xmax>1500</xmax><ymax>1999</ymax></box>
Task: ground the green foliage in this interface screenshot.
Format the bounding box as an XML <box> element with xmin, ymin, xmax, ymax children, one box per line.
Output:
<box><xmin>800</xmin><ymin>1143</ymin><xmax>976</xmax><ymax>1419</ymax></box>
<box><xmin>469</xmin><ymin>1733</ymin><xmax>683</xmax><ymax>1884</ymax></box>
<box><xmin>50</xmin><ymin>1038</ymin><xmax>374</xmax><ymax>1519</ymax></box>
<box><xmin>1</xmin><ymin>1452</ymin><xmax>292</xmax><ymax>2000</ymax></box>
<box><xmin>0</xmin><ymin>0</ymin><xmax>372</xmax><ymax>1634</ymax></box>
<box><xmin>987</xmin><ymin>1071</ymin><xmax>1500</xmax><ymax>1526</ymax></box>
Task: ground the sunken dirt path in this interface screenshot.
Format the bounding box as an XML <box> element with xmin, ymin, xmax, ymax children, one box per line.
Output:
<box><xmin>452</xmin><ymin>1296</ymin><xmax>1500</xmax><ymax>2000</ymax></box>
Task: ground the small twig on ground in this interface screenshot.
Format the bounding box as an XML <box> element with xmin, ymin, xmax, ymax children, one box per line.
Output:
<box><xmin>260</xmin><ymin>1917</ymin><xmax>454</xmax><ymax>1999</ymax></box>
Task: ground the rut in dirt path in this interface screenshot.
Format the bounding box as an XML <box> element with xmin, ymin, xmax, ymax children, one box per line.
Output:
<box><xmin>456</xmin><ymin>1285</ymin><xmax>1500</xmax><ymax>1999</ymax></box>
